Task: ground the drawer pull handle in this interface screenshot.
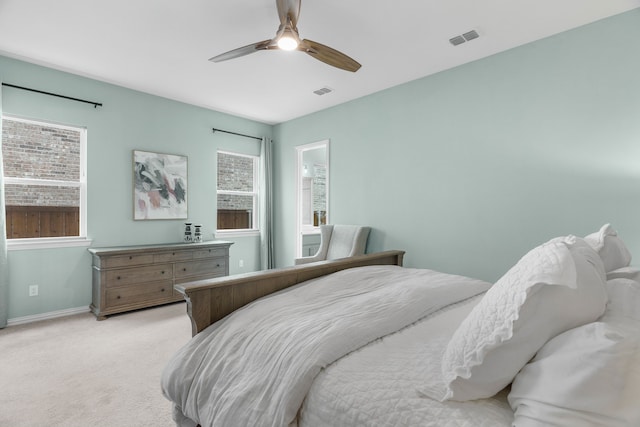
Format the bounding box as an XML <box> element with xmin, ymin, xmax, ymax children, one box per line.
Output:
<box><xmin>172</xmin><ymin>252</ymin><xmax>175</xmax><ymax>255</ymax></box>
<box><xmin>129</xmin><ymin>256</ymin><xmax>133</xmax><ymax>260</ymax></box>
<box><xmin>161</xmin><ymin>288</ymin><xmax>165</xmax><ymax>292</ymax></box>
<box><xmin>116</xmin><ymin>295</ymin><xmax>121</xmax><ymax>299</ymax></box>
<box><xmin>183</xmin><ymin>268</ymin><xmax>187</xmax><ymax>272</ymax></box>
<box><xmin>216</xmin><ymin>264</ymin><xmax>220</xmax><ymax>267</ymax></box>
<box><xmin>161</xmin><ymin>271</ymin><xmax>165</xmax><ymax>274</ymax></box>
<box><xmin>117</xmin><ymin>276</ymin><xmax>121</xmax><ymax>280</ymax></box>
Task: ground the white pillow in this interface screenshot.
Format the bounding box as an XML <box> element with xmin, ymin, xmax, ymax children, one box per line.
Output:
<box><xmin>509</xmin><ymin>278</ymin><xmax>640</xmax><ymax>427</ymax></box>
<box><xmin>438</xmin><ymin>236</ymin><xmax>607</xmax><ymax>402</ymax></box>
<box><xmin>585</xmin><ymin>224</ymin><xmax>632</xmax><ymax>272</ymax></box>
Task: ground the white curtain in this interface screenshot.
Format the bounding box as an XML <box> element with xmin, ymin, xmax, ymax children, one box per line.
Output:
<box><xmin>0</xmin><ymin>82</ymin><xmax>8</xmax><ymax>328</ymax></box>
<box><xmin>260</xmin><ymin>137</ymin><xmax>274</xmax><ymax>270</ymax></box>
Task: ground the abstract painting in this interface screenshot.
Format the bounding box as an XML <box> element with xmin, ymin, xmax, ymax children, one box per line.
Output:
<box><xmin>133</xmin><ymin>150</ymin><xmax>187</xmax><ymax>220</ymax></box>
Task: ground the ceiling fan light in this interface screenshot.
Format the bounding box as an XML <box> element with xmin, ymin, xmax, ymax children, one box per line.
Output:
<box><xmin>277</xmin><ymin>35</ymin><xmax>299</xmax><ymax>51</ymax></box>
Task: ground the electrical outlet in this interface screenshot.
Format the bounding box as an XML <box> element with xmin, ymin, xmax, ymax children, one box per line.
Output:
<box><xmin>29</xmin><ymin>285</ymin><xmax>39</xmax><ymax>297</ymax></box>
<box><xmin>239</xmin><ymin>259</ymin><xmax>244</xmax><ymax>268</ymax></box>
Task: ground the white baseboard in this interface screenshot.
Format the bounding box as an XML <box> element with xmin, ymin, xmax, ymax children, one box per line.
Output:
<box><xmin>8</xmin><ymin>306</ymin><xmax>90</xmax><ymax>326</ymax></box>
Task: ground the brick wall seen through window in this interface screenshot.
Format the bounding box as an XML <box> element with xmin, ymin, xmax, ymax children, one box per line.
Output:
<box><xmin>217</xmin><ymin>151</ymin><xmax>258</xmax><ymax>231</ymax></box>
<box><xmin>2</xmin><ymin>117</ymin><xmax>85</xmax><ymax>239</ymax></box>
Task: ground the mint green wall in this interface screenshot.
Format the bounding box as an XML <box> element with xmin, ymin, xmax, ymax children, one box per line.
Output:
<box><xmin>1</xmin><ymin>56</ymin><xmax>271</xmax><ymax>320</ymax></box>
<box><xmin>4</xmin><ymin>10</ymin><xmax>640</xmax><ymax>320</ymax></box>
<box><xmin>273</xmin><ymin>10</ymin><xmax>640</xmax><ymax>281</ymax></box>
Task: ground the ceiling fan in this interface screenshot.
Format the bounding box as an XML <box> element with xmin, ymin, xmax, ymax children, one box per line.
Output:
<box><xmin>209</xmin><ymin>0</ymin><xmax>361</xmax><ymax>72</ymax></box>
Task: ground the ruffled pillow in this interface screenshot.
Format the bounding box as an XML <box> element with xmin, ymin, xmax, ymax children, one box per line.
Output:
<box><xmin>584</xmin><ymin>224</ymin><xmax>632</xmax><ymax>272</ymax></box>
<box><xmin>509</xmin><ymin>278</ymin><xmax>640</xmax><ymax>427</ymax></box>
<box><xmin>437</xmin><ymin>236</ymin><xmax>607</xmax><ymax>402</ymax></box>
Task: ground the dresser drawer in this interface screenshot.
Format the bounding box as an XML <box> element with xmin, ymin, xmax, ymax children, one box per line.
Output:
<box><xmin>193</xmin><ymin>248</ymin><xmax>227</xmax><ymax>259</ymax></box>
<box><xmin>100</xmin><ymin>253</ymin><xmax>154</xmax><ymax>268</ymax></box>
<box><xmin>175</xmin><ymin>259</ymin><xmax>226</xmax><ymax>279</ymax></box>
<box><xmin>105</xmin><ymin>264</ymin><xmax>173</xmax><ymax>287</ymax></box>
<box><xmin>153</xmin><ymin>250</ymin><xmax>193</xmax><ymax>263</ymax></box>
<box><xmin>106</xmin><ymin>281</ymin><xmax>173</xmax><ymax>307</ymax></box>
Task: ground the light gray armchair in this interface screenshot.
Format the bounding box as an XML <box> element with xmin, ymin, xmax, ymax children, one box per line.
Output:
<box><xmin>295</xmin><ymin>224</ymin><xmax>371</xmax><ymax>265</ymax></box>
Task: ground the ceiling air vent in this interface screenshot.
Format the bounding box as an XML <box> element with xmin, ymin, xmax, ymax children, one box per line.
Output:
<box><xmin>449</xmin><ymin>30</ymin><xmax>479</xmax><ymax>46</ymax></box>
<box><xmin>449</xmin><ymin>35</ymin><xmax>466</xmax><ymax>46</ymax></box>
<box><xmin>313</xmin><ymin>87</ymin><xmax>333</xmax><ymax>96</ymax></box>
<box><xmin>463</xmin><ymin>30</ymin><xmax>479</xmax><ymax>41</ymax></box>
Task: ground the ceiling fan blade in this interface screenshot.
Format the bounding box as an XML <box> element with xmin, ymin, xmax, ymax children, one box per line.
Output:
<box><xmin>299</xmin><ymin>39</ymin><xmax>361</xmax><ymax>72</ymax></box>
<box><xmin>209</xmin><ymin>39</ymin><xmax>273</xmax><ymax>63</ymax></box>
<box><xmin>276</xmin><ymin>0</ymin><xmax>301</xmax><ymax>28</ymax></box>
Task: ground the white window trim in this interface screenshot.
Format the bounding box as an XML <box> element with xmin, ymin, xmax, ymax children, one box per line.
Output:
<box><xmin>295</xmin><ymin>140</ymin><xmax>330</xmax><ymax>258</ymax></box>
<box><xmin>216</xmin><ymin>150</ymin><xmax>260</xmax><ymax>233</ymax></box>
<box><xmin>215</xmin><ymin>229</ymin><xmax>260</xmax><ymax>238</ymax></box>
<box><xmin>8</xmin><ymin>236</ymin><xmax>93</xmax><ymax>251</ymax></box>
<box><xmin>4</xmin><ymin>177</ymin><xmax>82</xmax><ymax>187</ymax></box>
<box><xmin>2</xmin><ymin>114</ymin><xmax>88</xmax><ymax>245</ymax></box>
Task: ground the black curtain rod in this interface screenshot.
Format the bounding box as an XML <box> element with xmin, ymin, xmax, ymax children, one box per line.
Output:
<box><xmin>212</xmin><ymin>127</ymin><xmax>262</xmax><ymax>141</ymax></box>
<box><xmin>2</xmin><ymin>83</ymin><xmax>103</xmax><ymax>108</ymax></box>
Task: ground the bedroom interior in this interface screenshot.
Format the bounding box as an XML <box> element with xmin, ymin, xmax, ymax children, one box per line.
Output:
<box><xmin>1</xmin><ymin>0</ymin><xmax>640</xmax><ymax>426</ymax></box>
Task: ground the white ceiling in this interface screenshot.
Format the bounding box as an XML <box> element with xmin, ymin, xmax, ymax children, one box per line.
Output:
<box><xmin>0</xmin><ymin>0</ymin><xmax>638</xmax><ymax>125</ymax></box>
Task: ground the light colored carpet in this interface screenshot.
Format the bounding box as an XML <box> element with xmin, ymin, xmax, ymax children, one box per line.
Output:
<box><xmin>0</xmin><ymin>302</ymin><xmax>192</xmax><ymax>427</ymax></box>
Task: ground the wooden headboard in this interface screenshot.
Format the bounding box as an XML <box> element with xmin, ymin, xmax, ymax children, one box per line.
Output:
<box><xmin>174</xmin><ymin>250</ymin><xmax>405</xmax><ymax>336</ymax></box>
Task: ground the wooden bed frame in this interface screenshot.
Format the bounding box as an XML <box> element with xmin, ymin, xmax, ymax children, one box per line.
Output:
<box><xmin>174</xmin><ymin>250</ymin><xmax>405</xmax><ymax>336</ymax></box>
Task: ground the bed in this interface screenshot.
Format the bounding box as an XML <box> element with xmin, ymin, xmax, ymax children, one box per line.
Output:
<box><xmin>161</xmin><ymin>225</ymin><xmax>640</xmax><ymax>427</ymax></box>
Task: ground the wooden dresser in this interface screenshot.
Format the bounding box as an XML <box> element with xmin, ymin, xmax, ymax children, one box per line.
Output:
<box><xmin>88</xmin><ymin>241</ymin><xmax>233</xmax><ymax>320</ymax></box>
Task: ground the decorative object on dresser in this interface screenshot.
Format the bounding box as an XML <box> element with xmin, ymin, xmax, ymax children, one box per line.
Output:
<box><xmin>193</xmin><ymin>224</ymin><xmax>203</xmax><ymax>242</ymax></box>
<box><xmin>183</xmin><ymin>222</ymin><xmax>193</xmax><ymax>242</ymax></box>
<box><xmin>88</xmin><ymin>241</ymin><xmax>232</xmax><ymax>320</ymax></box>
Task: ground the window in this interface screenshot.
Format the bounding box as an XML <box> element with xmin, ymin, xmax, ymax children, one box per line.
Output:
<box><xmin>1</xmin><ymin>115</ymin><xmax>87</xmax><ymax>247</ymax></box>
<box><xmin>216</xmin><ymin>151</ymin><xmax>259</xmax><ymax>233</ymax></box>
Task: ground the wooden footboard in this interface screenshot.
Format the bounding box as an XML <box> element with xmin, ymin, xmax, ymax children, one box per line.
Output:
<box><xmin>174</xmin><ymin>250</ymin><xmax>405</xmax><ymax>336</ymax></box>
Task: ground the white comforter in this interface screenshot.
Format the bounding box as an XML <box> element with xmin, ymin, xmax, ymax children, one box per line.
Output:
<box><xmin>299</xmin><ymin>295</ymin><xmax>514</xmax><ymax>427</ymax></box>
<box><xmin>161</xmin><ymin>265</ymin><xmax>491</xmax><ymax>427</ymax></box>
